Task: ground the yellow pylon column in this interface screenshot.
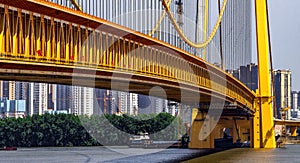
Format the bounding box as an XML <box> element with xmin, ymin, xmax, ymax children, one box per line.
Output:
<box><xmin>189</xmin><ymin>108</ymin><xmax>216</xmax><ymax>148</ymax></box>
<box><xmin>252</xmin><ymin>97</ymin><xmax>261</xmax><ymax>148</ymax></box>
<box><xmin>255</xmin><ymin>0</ymin><xmax>275</xmax><ymax>148</ymax></box>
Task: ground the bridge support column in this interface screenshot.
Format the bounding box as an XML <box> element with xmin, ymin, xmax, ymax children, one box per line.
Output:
<box><xmin>251</xmin><ymin>108</ymin><xmax>261</xmax><ymax>148</ymax></box>
<box><xmin>233</xmin><ymin>118</ymin><xmax>251</xmax><ymax>143</ymax></box>
<box><xmin>290</xmin><ymin>127</ymin><xmax>297</xmax><ymax>136</ymax></box>
<box><xmin>189</xmin><ymin>108</ymin><xmax>219</xmax><ymax>148</ymax></box>
<box><xmin>232</xmin><ymin>122</ymin><xmax>239</xmax><ymax>142</ymax></box>
<box><xmin>255</xmin><ymin>0</ymin><xmax>276</xmax><ymax>148</ymax></box>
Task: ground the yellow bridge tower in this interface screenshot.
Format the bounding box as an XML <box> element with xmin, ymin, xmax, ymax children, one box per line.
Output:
<box><xmin>253</xmin><ymin>0</ymin><xmax>276</xmax><ymax>148</ymax></box>
<box><xmin>189</xmin><ymin>0</ymin><xmax>276</xmax><ymax>149</ymax></box>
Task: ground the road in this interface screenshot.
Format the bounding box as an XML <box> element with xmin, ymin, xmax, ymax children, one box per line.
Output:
<box><xmin>0</xmin><ymin>146</ymin><xmax>223</xmax><ymax>163</ymax></box>
<box><xmin>184</xmin><ymin>144</ymin><xmax>300</xmax><ymax>163</ymax></box>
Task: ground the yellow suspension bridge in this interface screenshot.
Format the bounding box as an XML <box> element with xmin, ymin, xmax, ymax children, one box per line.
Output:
<box><xmin>0</xmin><ymin>0</ymin><xmax>297</xmax><ymax>149</ymax></box>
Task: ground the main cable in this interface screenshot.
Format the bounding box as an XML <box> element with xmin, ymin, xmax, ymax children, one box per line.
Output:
<box><xmin>161</xmin><ymin>0</ymin><xmax>227</xmax><ymax>48</ymax></box>
<box><xmin>266</xmin><ymin>0</ymin><xmax>276</xmax><ymax>118</ymax></box>
<box><xmin>148</xmin><ymin>0</ymin><xmax>173</xmax><ymax>36</ymax></box>
<box><xmin>70</xmin><ymin>0</ymin><xmax>82</xmax><ymax>11</ymax></box>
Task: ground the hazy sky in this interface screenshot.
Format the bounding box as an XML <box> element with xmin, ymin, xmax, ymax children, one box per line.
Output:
<box><xmin>208</xmin><ymin>0</ymin><xmax>300</xmax><ymax>90</ymax></box>
<box><xmin>268</xmin><ymin>0</ymin><xmax>300</xmax><ymax>90</ymax></box>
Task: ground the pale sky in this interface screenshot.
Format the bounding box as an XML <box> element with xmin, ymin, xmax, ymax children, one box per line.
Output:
<box><xmin>208</xmin><ymin>0</ymin><xmax>300</xmax><ymax>90</ymax></box>
<box><xmin>268</xmin><ymin>0</ymin><xmax>300</xmax><ymax>90</ymax></box>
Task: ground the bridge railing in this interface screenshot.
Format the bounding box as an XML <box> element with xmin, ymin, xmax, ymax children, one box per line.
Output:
<box><xmin>0</xmin><ymin>2</ymin><xmax>256</xmax><ymax>111</ymax></box>
<box><xmin>44</xmin><ymin>0</ymin><xmax>198</xmax><ymax>55</ymax></box>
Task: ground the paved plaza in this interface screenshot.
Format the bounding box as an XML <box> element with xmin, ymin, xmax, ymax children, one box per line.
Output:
<box><xmin>0</xmin><ymin>146</ymin><xmax>222</xmax><ymax>163</ymax></box>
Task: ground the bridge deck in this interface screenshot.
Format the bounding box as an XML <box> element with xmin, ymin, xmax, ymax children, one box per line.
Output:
<box><xmin>0</xmin><ymin>0</ymin><xmax>256</xmax><ymax>114</ymax></box>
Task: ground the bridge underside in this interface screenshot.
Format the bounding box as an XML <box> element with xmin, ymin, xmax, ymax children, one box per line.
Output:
<box><xmin>0</xmin><ymin>60</ymin><xmax>250</xmax><ymax>115</ymax></box>
<box><xmin>189</xmin><ymin>108</ymin><xmax>253</xmax><ymax>149</ymax></box>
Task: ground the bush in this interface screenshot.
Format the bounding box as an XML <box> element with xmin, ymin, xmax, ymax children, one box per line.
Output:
<box><xmin>0</xmin><ymin>113</ymin><xmax>183</xmax><ymax>147</ymax></box>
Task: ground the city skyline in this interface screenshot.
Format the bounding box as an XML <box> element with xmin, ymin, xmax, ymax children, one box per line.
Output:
<box><xmin>0</xmin><ymin>81</ymin><xmax>179</xmax><ymax>117</ymax></box>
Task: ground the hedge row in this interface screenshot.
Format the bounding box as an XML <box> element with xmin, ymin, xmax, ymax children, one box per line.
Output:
<box><xmin>0</xmin><ymin>113</ymin><xmax>183</xmax><ymax>147</ymax></box>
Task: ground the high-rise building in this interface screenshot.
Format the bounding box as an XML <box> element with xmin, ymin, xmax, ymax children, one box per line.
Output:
<box><xmin>274</xmin><ymin>70</ymin><xmax>292</xmax><ymax>119</ymax></box>
<box><xmin>28</xmin><ymin>83</ymin><xmax>48</xmax><ymax>115</ymax></box>
<box><xmin>48</xmin><ymin>84</ymin><xmax>57</xmax><ymax>111</ymax></box>
<box><xmin>118</xmin><ymin>92</ymin><xmax>138</xmax><ymax>115</ymax></box>
<box><xmin>0</xmin><ymin>81</ymin><xmax>5</xmax><ymax>98</ymax></box>
<box><xmin>138</xmin><ymin>95</ymin><xmax>167</xmax><ymax>114</ymax></box>
<box><xmin>226</xmin><ymin>64</ymin><xmax>258</xmax><ymax>91</ymax></box>
<box><xmin>69</xmin><ymin>86</ymin><xmax>94</xmax><ymax>116</ymax></box>
<box><xmin>118</xmin><ymin>92</ymin><xmax>128</xmax><ymax>114</ymax></box>
<box><xmin>291</xmin><ymin>91</ymin><xmax>300</xmax><ymax>118</ymax></box>
<box><xmin>8</xmin><ymin>81</ymin><xmax>15</xmax><ymax>100</ymax></box>
<box><xmin>15</xmin><ymin>82</ymin><xmax>29</xmax><ymax>114</ymax></box>
<box><xmin>214</xmin><ymin>0</ymin><xmax>252</xmax><ymax>70</ymax></box>
<box><xmin>15</xmin><ymin>82</ymin><xmax>29</xmax><ymax>101</ymax></box>
<box><xmin>0</xmin><ymin>81</ymin><xmax>29</xmax><ymax>106</ymax></box>
<box><xmin>2</xmin><ymin>81</ymin><xmax>9</xmax><ymax>99</ymax></box>
<box><xmin>130</xmin><ymin>93</ymin><xmax>138</xmax><ymax>115</ymax></box>
<box><xmin>0</xmin><ymin>81</ymin><xmax>30</xmax><ymax>115</ymax></box>
<box><xmin>168</xmin><ymin>101</ymin><xmax>178</xmax><ymax>116</ymax></box>
<box><xmin>56</xmin><ymin>85</ymin><xmax>72</xmax><ymax>111</ymax></box>
<box><xmin>239</xmin><ymin>64</ymin><xmax>258</xmax><ymax>91</ymax></box>
<box><xmin>110</xmin><ymin>90</ymin><xmax>118</xmax><ymax>114</ymax></box>
<box><xmin>0</xmin><ymin>98</ymin><xmax>26</xmax><ymax>118</ymax></box>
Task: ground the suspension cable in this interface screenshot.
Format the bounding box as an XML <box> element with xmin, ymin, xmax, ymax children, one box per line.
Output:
<box><xmin>218</xmin><ymin>0</ymin><xmax>224</xmax><ymax>69</ymax></box>
<box><xmin>148</xmin><ymin>0</ymin><xmax>173</xmax><ymax>36</ymax></box>
<box><xmin>266</xmin><ymin>0</ymin><xmax>276</xmax><ymax>118</ymax></box>
<box><xmin>161</xmin><ymin>0</ymin><xmax>227</xmax><ymax>48</ymax></box>
<box><xmin>70</xmin><ymin>0</ymin><xmax>82</xmax><ymax>11</ymax></box>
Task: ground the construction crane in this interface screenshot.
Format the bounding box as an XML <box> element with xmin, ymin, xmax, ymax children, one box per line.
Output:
<box><xmin>95</xmin><ymin>93</ymin><xmax>115</xmax><ymax>114</ymax></box>
<box><xmin>175</xmin><ymin>0</ymin><xmax>183</xmax><ymax>49</ymax></box>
